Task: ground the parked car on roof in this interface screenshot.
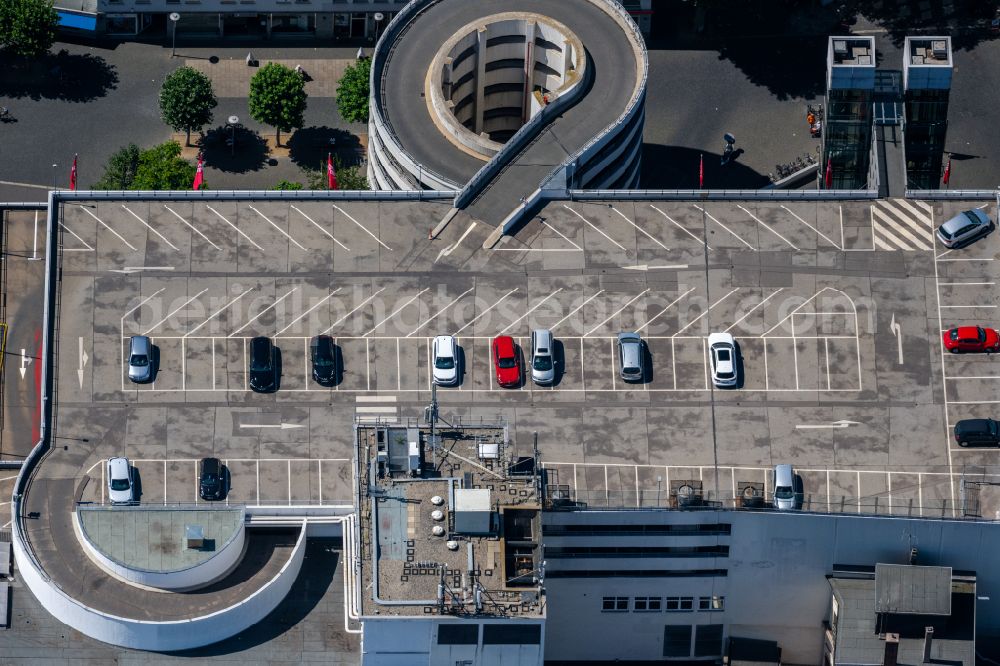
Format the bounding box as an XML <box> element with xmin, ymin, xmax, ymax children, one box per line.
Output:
<box><xmin>708</xmin><ymin>332</ymin><xmax>737</xmax><ymax>388</ymax></box>
<box><xmin>127</xmin><ymin>335</ymin><xmax>153</xmax><ymax>383</ymax></box>
<box><xmin>107</xmin><ymin>457</ymin><xmax>135</xmax><ymax>504</ymax></box>
<box><xmin>954</xmin><ymin>419</ymin><xmax>1000</xmax><ymax>447</ymax></box>
<box><xmin>942</xmin><ymin>326</ymin><xmax>1000</xmax><ymax>354</ymax></box>
<box><xmin>936</xmin><ymin>209</ymin><xmax>994</xmax><ymax>248</ymax></box>
<box><xmin>492</xmin><ymin>335</ymin><xmax>521</xmax><ymax>388</ymax></box>
<box><xmin>310</xmin><ymin>335</ymin><xmax>338</xmax><ymax>385</ymax></box>
<box><xmin>249</xmin><ymin>336</ymin><xmax>278</xmax><ymax>392</ymax></box>
<box><xmin>432</xmin><ymin>335</ymin><xmax>459</xmax><ymax>386</ymax></box>
<box><xmin>617</xmin><ymin>332</ymin><xmax>645</xmax><ymax>382</ymax></box>
<box><xmin>530</xmin><ymin>329</ymin><xmax>555</xmax><ymax>385</ymax></box>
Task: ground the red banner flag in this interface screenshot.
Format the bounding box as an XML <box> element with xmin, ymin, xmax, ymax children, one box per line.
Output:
<box><xmin>327</xmin><ymin>153</ymin><xmax>338</xmax><ymax>190</ymax></box>
<box><xmin>943</xmin><ymin>156</ymin><xmax>952</xmax><ymax>185</ymax></box>
<box><xmin>698</xmin><ymin>154</ymin><xmax>704</xmax><ymax>189</ymax></box>
<box><xmin>70</xmin><ymin>154</ymin><xmax>78</xmax><ymax>191</ymax></box>
<box><xmin>824</xmin><ymin>157</ymin><xmax>833</xmax><ymax>189</ymax></box>
<box><xmin>192</xmin><ymin>153</ymin><xmax>204</xmax><ymax>191</ymax></box>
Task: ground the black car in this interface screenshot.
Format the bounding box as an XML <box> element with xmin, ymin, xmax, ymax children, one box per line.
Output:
<box><xmin>954</xmin><ymin>419</ymin><xmax>1000</xmax><ymax>447</ymax></box>
<box><xmin>199</xmin><ymin>457</ymin><xmax>226</xmax><ymax>501</ymax></box>
<box><xmin>249</xmin><ymin>336</ymin><xmax>277</xmax><ymax>392</ymax></box>
<box><xmin>310</xmin><ymin>335</ymin><xmax>338</xmax><ymax>385</ymax></box>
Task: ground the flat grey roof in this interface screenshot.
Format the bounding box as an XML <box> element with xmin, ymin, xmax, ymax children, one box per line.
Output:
<box><xmin>875</xmin><ymin>563</ymin><xmax>952</xmax><ymax>616</ymax></box>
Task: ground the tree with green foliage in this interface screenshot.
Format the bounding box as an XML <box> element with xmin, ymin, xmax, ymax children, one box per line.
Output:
<box><xmin>159</xmin><ymin>66</ymin><xmax>218</xmax><ymax>146</ymax></box>
<box><xmin>336</xmin><ymin>58</ymin><xmax>370</xmax><ymax>124</ymax></box>
<box><xmin>248</xmin><ymin>62</ymin><xmax>307</xmax><ymax>147</ymax></box>
<box><xmin>0</xmin><ymin>0</ymin><xmax>58</xmax><ymax>59</ymax></box>
<box><xmin>93</xmin><ymin>141</ymin><xmax>201</xmax><ymax>190</ymax></box>
<box><xmin>302</xmin><ymin>157</ymin><xmax>369</xmax><ymax>191</ymax></box>
<box><xmin>272</xmin><ymin>180</ymin><xmax>304</xmax><ymax>190</ymax></box>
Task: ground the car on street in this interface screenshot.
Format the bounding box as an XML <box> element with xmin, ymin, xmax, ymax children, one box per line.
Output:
<box><xmin>310</xmin><ymin>335</ymin><xmax>338</xmax><ymax>385</ymax></box>
<box><xmin>107</xmin><ymin>456</ymin><xmax>135</xmax><ymax>504</ymax></box>
<box><xmin>617</xmin><ymin>332</ymin><xmax>645</xmax><ymax>382</ymax></box>
<box><xmin>432</xmin><ymin>335</ymin><xmax>459</xmax><ymax>386</ymax></box>
<box><xmin>936</xmin><ymin>209</ymin><xmax>994</xmax><ymax>248</ymax></box>
<box><xmin>942</xmin><ymin>326</ymin><xmax>1000</xmax><ymax>353</ymax></box>
<box><xmin>199</xmin><ymin>457</ymin><xmax>226</xmax><ymax>501</ymax></box>
<box><xmin>708</xmin><ymin>332</ymin><xmax>737</xmax><ymax>387</ymax></box>
<box><xmin>492</xmin><ymin>335</ymin><xmax>521</xmax><ymax>388</ymax></box>
<box><xmin>772</xmin><ymin>464</ymin><xmax>798</xmax><ymax>510</ymax></box>
<box><xmin>127</xmin><ymin>335</ymin><xmax>153</xmax><ymax>383</ymax></box>
<box><xmin>530</xmin><ymin>329</ymin><xmax>555</xmax><ymax>385</ymax></box>
<box><xmin>248</xmin><ymin>336</ymin><xmax>278</xmax><ymax>392</ymax></box>
<box><xmin>954</xmin><ymin>419</ymin><xmax>1000</xmax><ymax>447</ymax></box>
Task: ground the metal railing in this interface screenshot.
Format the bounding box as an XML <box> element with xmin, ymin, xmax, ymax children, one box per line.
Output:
<box><xmin>569</xmin><ymin>188</ymin><xmax>878</xmax><ymax>200</ymax></box>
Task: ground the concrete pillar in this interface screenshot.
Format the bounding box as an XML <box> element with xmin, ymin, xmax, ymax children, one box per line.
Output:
<box><xmin>522</xmin><ymin>20</ymin><xmax>536</xmax><ymax>124</ymax></box>
<box><xmin>474</xmin><ymin>28</ymin><xmax>487</xmax><ymax>134</ymax></box>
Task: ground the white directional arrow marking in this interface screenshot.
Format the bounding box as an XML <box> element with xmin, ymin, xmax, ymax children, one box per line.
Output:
<box><xmin>238</xmin><ymin>422</ymin><xmax>305</xmax><ymax>430</ymax></box>
<box><xmin>78</xmin><ymin>337</ymin><xmax>89</xmax><ymax>388</ymax></box>
<box><xmin>795</xmin><ymin>419</ymin><xmax>861</xmax><ymax>430</ymax></box>
<box><xmin>889</xmin><ymin>313</ymin><xmax>903</xmax><ymax>365</ymax></box>
<box><xmin>621</xmin><ymin>264</ymin><xmax>689</xmax><ymax>271</ymax></box>
<box><xmin>19</xmin><ymin>349</ymin><xmax>31</xmax><ymax>380</ymax></box>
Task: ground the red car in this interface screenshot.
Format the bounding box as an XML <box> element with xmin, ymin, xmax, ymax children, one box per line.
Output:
<box><xmin>943</xmin><ymin>326</ymin><xmax>1000</xmax><ymax>353</ymax></box>
<box><xmin>492</xmin><ymin>335</ymin><xmax>521</xmax><ymax>387</ymax></box>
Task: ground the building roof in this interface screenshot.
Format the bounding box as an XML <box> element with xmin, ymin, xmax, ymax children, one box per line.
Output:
<box><xmin>875</xmin><ymin>563</ymin><xmax>952</xmax><ymax>616</ymax></box>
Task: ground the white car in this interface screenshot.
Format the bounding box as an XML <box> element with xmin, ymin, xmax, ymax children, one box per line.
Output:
<box><xmin>432</xmin><ymin>335</ymin><xmax>459</xmax><ymax>386</ymax></box>
<box><xmin>708</xmin><ymin>332</ymin><xmax>737</xmax><ymax>388</ymax></box>
<box><xmin>772</xmin><ymin>464</ymin><xmax>798</xmax><ymax>510</ymax></box>
<box><xmin>107</xmin><ymin>457</ymin><xmax>135</xmax><ymax>504</ymax></box>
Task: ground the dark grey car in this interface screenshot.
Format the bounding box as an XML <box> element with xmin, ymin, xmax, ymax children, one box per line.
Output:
<box><xmin>936</xmin><ymin>209</ymin><xmax>993</xmax><ymax>248</ymax></box>
<box><xmin>127</xmin><ymin>335</ymin><xmax>152</xmax><ymax>383</ymax></box>
<box><xmin>617</xmin><ymin>332</ymin><xmax>644</xmax><ymax>382</ymax></box>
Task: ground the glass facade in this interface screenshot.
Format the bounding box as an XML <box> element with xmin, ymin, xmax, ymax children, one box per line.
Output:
<box><xmin>905</xmin><ymin>89</ymin><xmax>949</xmax><ymax>189</ymax></box>
<box><xmin>823</xmin><ymin>88</ymin><xmax>873</xmax><ymax>189</ymax></box>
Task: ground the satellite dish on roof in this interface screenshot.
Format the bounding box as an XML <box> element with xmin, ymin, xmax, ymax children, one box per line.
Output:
<box><xmin>169</xmin><ymin>12</ymin><xmax>180</xmax><ymax>21</ymax></box>
<box><xmin>374</xmin><ymin>12</ymin><xmax>384</xmax><ymax>21</ymax></box>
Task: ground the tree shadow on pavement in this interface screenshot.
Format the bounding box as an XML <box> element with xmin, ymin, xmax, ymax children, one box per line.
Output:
<box><xmin>0</xmin><ymin>49</ymin><xmax>118</xmax><ymax>102</ymax></box>
<box><xmin>847</xmin><ymin>0</ymin><xmax>1000</xmax><ymax>50</ymax></box>
<box><xmin>641</xmin><ymin>144</ymin><xmax>770</xmax><ymax>190</ymax></box>
<box><xmin>287</xmin><ymin>126</ymin><xmax>365</xmax><ymax>170</ymax></box>
<box><xmin>201</xmin><ymin>125</ymin><xmax>270</xmax><ymax>173</ymax></box>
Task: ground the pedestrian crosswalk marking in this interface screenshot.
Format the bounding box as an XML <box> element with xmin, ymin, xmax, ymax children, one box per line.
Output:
<box><xmin>871</xmin><ymin>199</ymin><xmax>934</xmax><ymax>251</ymax></box>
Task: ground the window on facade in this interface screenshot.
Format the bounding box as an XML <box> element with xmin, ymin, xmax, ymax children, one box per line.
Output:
<box><xmin>698</xmin><ymin>596</ymin><xmax>724</xmax><ymax>611</ymax></box>
<box><xmin>665</xmin><ymin>596</ymin><xmax>694</xmax><ymax>611</ymax></box>
<box><xmin>438</xmin><ymin>624</ymin><xmax>479</xmax><ymax>645</ymax></box>
<box><xmin>694</xmin><ymin>624</ymin><xmax>724</xmax><ymax>657</ymax></box>
<box><xmin>483</xmin><ymin>624</ymin><xmax>541</xmax><ymax>645</ymax></box>
<box><xmin>602</xmin><ymin>596</ymin><xmax>629</xmax><ymax>612</ymax></box>
<box><xmin>663</xmin><ymin>625</ymin><xmax>692</xmax><ymax>657</ymax></box>
<box><xmin>633</xmin><ymin>596</ymin><xmax>661</xmax><ymax>612</ymax></box>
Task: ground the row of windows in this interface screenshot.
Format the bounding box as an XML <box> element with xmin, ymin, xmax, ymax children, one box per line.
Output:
<box><xmin>602</xmin><ymin>596</ymin><xmax>724</xmax><ymax>612</ymax></box>
<box><xmin>544</xmin><ymin>523</ymin><xmax>731</xmax><ymax>536</ymax></box>
<box><xmin>665</xmin><ymin>624</ymin><xmax>723</xmax><ymax>658</ymax></box>
<box><xmin>547</xmin><ymin>568</ymin><xmax>728</xmax><ymax>579</ymax></box>
<box><xmin>545</xmin><ymin>545</ymin><xmax>729</xmax><ymax>559</ymax></box>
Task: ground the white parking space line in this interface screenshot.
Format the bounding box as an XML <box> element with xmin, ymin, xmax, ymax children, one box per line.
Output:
<box><xmin>937</xmin><ymin>257</ymin><xmax>995</xmax><ymax>262</ymax></box>
<box><xmin>365</xmin><ymin>289</ymin><xmax>429</xmax><ymax>337</ymax></box>
<box><xmin>291</xmin><ymin>205</ymin><xmax>350</xmax><ymax>252</ymax></box>
<box><xmin>78</xmin><ymin>205</ymin><xmax>138</xmax><ymax>252</ymax></box>
<box><xmin>725</xmin><ymin>289</ymin><xmax>784</xmax><ymax>333</ymax></box>
<box><xmin>760</xmin><ymin>287</ymin><xmax>833</xmax><ymax>338</ymax></box>
<box><xmin>737</xmin><ymin>205</ymin><xmax>798</xmax><ymax>250</ymax></box>
<box><xmin>931</xmin><ymin>207</ymin><xmax>957</xmax><ymax>510</ymax></box>
<box><xmin>611</xmin><ymin>207</ymin><xmax>669</xmax><ymax>250</ymax></box>
<box><xmin>142</xmin><ymin>289</ymin><xmax>209</xmax><ymax>335</ymax></box>
<box><xmin>692</xmin><ymin>205</ymin><xmax>755</xmax><ymax>250</ymax></box>
<box><xmin>230</xmin><ymin>287</ymin><xmax>299</xmax><ymax>337</ymax></box>
<box><xmin>563</xmin><ymin>205</ymin><xmax>626</xmax><ymax>251</ymax></box>
<box><xmin>163</xmin><ymin>205</ymin><xmax>221</xmax><ymax>251</ymax></box>
<box><xmin>938</xmin><ymin>281</ymin><xmax>995</xmax><ymax>286</ymax></box>
<box><xmin>455</xmin><ymin>288</ymin><xmax>519</xmax><ymax>335</ymax></box>
<box><xmin>940</xmin><ymin>304</ymin><xmax>997</xmax><ymax>309</ymax></box>
<box><xmin>551</xmin><ymin>290</ymin><xmax>605</xmax><ymax>332</ymax></box>
<box><xmin>334</xmin><ymin>204</ymin><xmax>393</xmax><ymax>251</ymax></box>
<box><xmin>248</xmin><ymin>205</ymin><xmax>308</xmax><ymax>252</ymax></box>
<box><xmin>207</xmin><ymin>205</ymin><xmax>264</xmax><ymax>251</ymax></box>
<box><xmin>635</xmin><ymin>288</ymin><xmax>696</xmax><ymax>334</ymax></box>
<box><xmin>407</xmin><ymin>287</ymin><xmax>475</xmax><ymax>337</ymax></box>
<box><xmin>585</xmin><ymin>290</ymin><xmax>650</xmax><ymax>336</ymax></box>
<box><xmin>673</xmin><ymin>288</ymin><xmax>739</xmax><ymax>337</ymax></box>
<box><xmin>649</xmin><ymin>205</ymin><xmax>711</xmax><ymax>250</ymax></box>
<box><xmin>276</xmin><ymin>289</ymin><xmax>342</xmax><ymax>336</ymax></box>
<box><xmin>540</xmin><ymin>219</ymin><xmax>583</xmax><ymax>251</ymax></box>
<box><xmin>58</xmin><ymin>221</ymin><xmax>95</xmax><ymax>251</ymax></box>
<box><xmin>500</xmin><ymin>288</ymin><xmax>564</xmax><ymax>334</ymax></box>
<box><xmin>780</xmin><ymin>205</ymin><xmax>842</xmax><ymax>249</ymax></box>
<box><xmin>325</xmin><ymin>288</ymin><xmax>386</xmax><ymax>334</ymax></box>
<box><xmin>122</xmin><ymin>205</ymin><xmax>181</xmax><ymax>252</ymax></box>
<box><xmin>184</xmin><ymin>287</ymin><xmax>255</xmax><ymax>337</ymax></box>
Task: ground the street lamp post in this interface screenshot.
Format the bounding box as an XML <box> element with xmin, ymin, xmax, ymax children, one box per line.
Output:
<box><xmin>226</xmin><ymin>115</ymin><xmax>240</xmax><ymax>156</ymax></box>
<box><xmin>169</xmin><ymin>13</ymin><xmax>180</xmax><ymax>57</ymax></box>
<box><xmin>373</xmin><ymin>12</ymin><xmax>384</xmax><ymax>44</ymax></box>
<box><xmin>51</xmin><ymin>163</ymin><xmax>58</xmax><ymax>191</ymax></box>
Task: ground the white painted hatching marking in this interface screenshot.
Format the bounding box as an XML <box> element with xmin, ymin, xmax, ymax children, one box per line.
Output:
<box><xmin>291</xmin><ymin>205</ymin><xmax>350</xmax><ymax>252</ymax></box>
<box><xmin>365</xmin><ymin>288</ymin><xmax>428</xmax><ymax>337</ymax></box>
<box><xmin>637</xmin><ymin>288</ymin><xmax>696</xmax><ymax>334</ymax></box>
<box><xmin>143</xmin><ymin>289</ymin><xmax>208</xmax><ymax>335</ymax></box>
<box><xmin>207</xmin><ymin>205</ymin><xmax>263</xmax><ymax>251</ymax></box>
<box><xmin>325</xmin><ymin>288</ymin><xmax>386</xmax><ymax>334</ymax></box>
<box><xmin>78</xmin><ymin>205</ymin><xmax>137</xmax><ymax>251</ymax></box>
<box><xmin>334</xmin><ymin>204</ymin><xmax>392</xmax><ymax>251</ymax></box>
<box><xmin>276</xmin><ymin>289</ymin><xmax>342</xmax><ymax>336</ymax></box>
<box><xmin>538</xmin><ymin>219</ymin><xmax>583</xmax><ymax>251</ymax></box>
<box><xmin>586</xmin><ymin>290</ymin><xmax>650</xmax><ymax>336</ymax></box>
<box><xmin>248</xmin><ymin>205</ymin><xmax>308</xmax><ymax>252</ymax></box>
<box><xmin>610</xmin><ymin>206</ymin><xmax>669</xmax><ymax>250</ymax></box>
<box><xmin>649</xmin><ymin>205</ymin><xmax>711</xmax><ymax>250</ymax></box>
<box><xmin>780</xmin><ymin>205</ymin><xmax>842</xmax><ymax>249</ymax></box>
<box><xmin>725</xmin><ymin>289</ymin><xmax>784</xmax><ymax>333</ymax></box>
<box><xmin>551</xmin><ymin>290</ymin><xmax>605</xmax><ymax>332</ymax></box>
<box><xmin>58</xmin><ymin>221</ymin><xmax>95</xmax><ymax>251</ymax></box>
<box><xmin>500</xmin><ymin>288</ymin><xmax>564</xmax><ymax>334</ymax></box>
<box><xmin>407</xmin><ymin>287</ymin><xmax>475</xmax><ymax>337</ymax></box>
<box><xmin>673</xmin><ymin>288</ymin><xmax>739</xmax><ymax>337</ymax></box>
<box><xmin>737</xmin><ymin>205</ymin><xmax>798</xmax><ymax>250</ymax></box>
<box><xmin>455</xmin><ymin>288</ymin><xmax>518</xmax><ymax>335</ymax></box>
<box><xmin>185</xmin><ymin>287</ymin><xmax>255</xmax><ymax>337</ymax></box>
<box><xmin>692</xmin><ymin>205</ymin><xmax>755</xmax><ymax>250</ymax></box>
<box><xmin>230</xmin><ymin>287</ymin><xmax>299</xmax><ymax>337</ymax></box>
<box><xmin>164</xmin><ymin>204</ymin><xmax>221</xmax><ymax>251</ymax></box>
<box><xmin>121</xmin><ymin>205</ymin><xmax>181</xmax><ymax>252</ymax></box>
<box><xmin>563</xmin><ymin>205</ymin><xmax>626</xmax><ymax>250</ymax></box>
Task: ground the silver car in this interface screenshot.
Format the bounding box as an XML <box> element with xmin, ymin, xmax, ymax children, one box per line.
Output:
<box><xmin>936</xmin><ymin>209</ymin><xmax>994</xmax><ymax>248</ymax></box>
<box><xmin>530</xmin><ymin>329</ymin><xmax>555</xmax><ymax>385</ymax></box>
<box><xmin>127</xmin><ymin>335</ymin><xmax>152</xmax><ymax>383</ymax></box>
<box><xmin>617</xmin><ymin>332</ymin><xmax>644</xmax><ymax>382</ymax></box>
<box><xmin>107</xmin><ymin>456</ymin><xmax>135</xmax><ymax>504</ymax></box>
<box><xmin>772</xmin><ymin>464</ymin><xmax>798</xmax><ymax>510</ymax></box>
